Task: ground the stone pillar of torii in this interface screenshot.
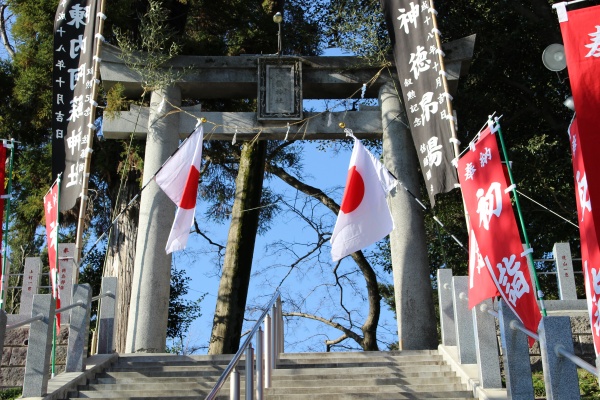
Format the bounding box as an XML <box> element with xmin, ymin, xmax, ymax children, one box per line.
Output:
<box><xmin>99</xmin><ymin>37</ymin><xmax>473</xmax><ymax>353</ymax></box>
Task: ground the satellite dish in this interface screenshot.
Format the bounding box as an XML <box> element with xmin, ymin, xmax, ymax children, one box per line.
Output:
<box><xmin>542</xmin><ymin>44</ymin><xmax>567</xmax><ymax>72</ymax></box>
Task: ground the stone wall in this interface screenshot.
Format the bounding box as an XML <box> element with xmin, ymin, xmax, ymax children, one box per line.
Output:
<box><xmin>0</xmin><ymin>327</ymin><xmax>69</xmax><ymax>389</ymax></box>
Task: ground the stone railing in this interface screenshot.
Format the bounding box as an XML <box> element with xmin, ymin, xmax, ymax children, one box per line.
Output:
<box><xmin>0</xmin><ymin>277</ymin><xmax>117</xmax><ymax>397</ymax></box>
<box><xmin>437</xmin><ymin>268</ymin><xmax>596</xmax><ymax>400</ymax></box>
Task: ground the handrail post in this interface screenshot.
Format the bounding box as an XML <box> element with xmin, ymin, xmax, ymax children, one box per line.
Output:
<box><xmin>0</xmin><ymin>310</ymin><xmax>6</xmax><ymax>366</ymax></box>
<box><xmin>66</xmin><ymin>284</ymin><xmax>92</xmax><ymax>372</ymax></box>
<box><xmin>264</xmin><ymin>313</ymin><xmax>272</xmax><ymax>388</ymax></box>
<box><xmin>538</xmin><ymin>316</ymin><xmax>580</xmax><ymax>399</ymax></box>
<box><xmin>205</xmin><ymin>291</ymin><xmax>281</xmax><ymax>399</ymax></box>
<box><xmin>498</xmin><ymin>300</ymin><xmax>535</xmax><ymax>398</ymax></box>
<box><xmin>276</xmin><ymin>296</ymin><xmax>284</xmax><ymax>354</ymax></box>
<box><xmin>472</xmin><ymin>299</ymin><xmax>501</xmax><ymax>388</ymax></box>
<box><xmin>245</xmin><ymin>343</ymin><xmax>254</xmax><ymax>400</ymax></box>
<box><xmin>451</xmin><ymin>276</ymin><xmax>476</xmax><ymax>363</ymax></box>
<box><xmin>437</xmin><ymin>269</ymin><xmax>456</xmax><ymax>346</ymax></box>
<box><xmin>97</xmin><ymin>276</ymin><xmax>117</xmax><ymax>354</ymax></box>
<box><xmin>256</xmin><ymin>327</ymin><xmax>263</xmax><ymax>400</ymax></box>
<box><xmin>22</xmin><ymin>294</ymin><xmax>55</xmax><ymax>398</ymax></box>
<box><xmin>230</xmin><ymin>366</ymin><xmax>240</xmax><ymax>400</ymax></box>
<box><xmin>270</xmin><ymin>304</ymin><xmax>277</xmax><ymax>369</ymax></box>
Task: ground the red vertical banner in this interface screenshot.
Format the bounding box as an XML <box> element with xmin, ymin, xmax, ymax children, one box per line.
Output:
<box><xmin>44</xmin><ymin>181</ymin><xmax>60</xmax><ymax>329</ymax></box>
<box><xmin>568</xmin><ymin>118</ymin><xmax>600</xmax><ymax>355</ymax></box>
<box><xmin>558</xmin><ymin>3</ymin><xmax>600</xmax><ymax>357</ymax></box>
<box><xmin>457</xmin><ymin>123</ymin><xmax>540</xmax><ymax>336</ymax></box>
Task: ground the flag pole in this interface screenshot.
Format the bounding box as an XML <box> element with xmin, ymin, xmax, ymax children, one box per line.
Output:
<box><xmin>0</xmin><ymin>140</ymin><xmax>14</xmax><ymax>311</ymax></box>
<box><xmin>51</xmin><ymin>174</ymin><xmax>61</xmax><ymax>377</ymax></box>
<box><xmin>429</xmin><ymin>0</ymin><xmax>460</xmax><ymax>161</ymax></box>
<box><xmin>428</xmin><ymin>0</ymin><xmax>474</xmax><ymax>246</ymax></box>
<box><xmin>493</xmin><ymin>118</ymin><xmax>547</xmax><ymax>317</ymax></box>
<box><xmin>74</xmin><ymin>0</ymin><xmax>108</xmax><ymax>271</ymax></box>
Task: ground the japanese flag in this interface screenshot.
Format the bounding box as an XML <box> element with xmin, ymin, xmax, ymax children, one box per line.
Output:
<box><xmin>155</xmin><ymin>125</ymin><xmax>204</xmax><ymax>254</ymax></box>
<box><xmin>330</xmin><ymin>138</ymin><xmax>397</xmax><ymax>262</ymax></box>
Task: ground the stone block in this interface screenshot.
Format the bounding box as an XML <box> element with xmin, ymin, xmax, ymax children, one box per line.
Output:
<box><xmin>1</xmin><ymin>348</ymin><xmax>11</xmax><ymax>366</ymax></box>
<box><xmin>8</xmin><ymin>347</ymin><xmax>27</xmax><ymax>366</ymax></box>
<box><xmin>5</xmin><ymin>328</ymin><xmax>29</xmax><ymax>346</ymax></box>
<box><xmin>58</xmin><ymin>327</ymin><xmax>69</xmax><ymax>344</ymax></box>
<box><xmin>529</xmin><ymin>340</ymin><xmax>541</xmax><ymax>356</ymax></box>
<box><xmin>0</xmin><ymin>366</ymin><xmax>24</xmax><ymax>388</ymax></box>
<box><xmin>570</xmin><ymin>316</ymin><xmax>590</xmax><ymax>333</ymax></box>
<box><xmin>55</xmin><ymin>344</ymin><xmax>68</xmax><ymax>364</ymax></box>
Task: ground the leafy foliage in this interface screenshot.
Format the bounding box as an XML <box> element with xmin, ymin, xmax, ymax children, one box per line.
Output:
<box><xmin>115</xmin><ymin>0</ymin><xmax>186</xmax><ymax>92</ymax></box>
<box><xmin>167</xmin><ymin>266</ymin><xmax>205</xmax><ymax>352</ymax></box>
<box><xmin>0</xmin><ymin>387</ymin><xmax>21</xmax><ymax>400</ymax></box>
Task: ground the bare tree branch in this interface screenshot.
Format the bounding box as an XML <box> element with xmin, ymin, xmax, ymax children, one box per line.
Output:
<box><xmin>267</xmin><ymin>164</ymin><xmax>341</xmax><ymax>215</ymax></box>
<box><xmin>0</xmin><ymin>4</ymin><xmax>15</xmax><ymax>58</ymax></box>
<box><xmin>333</xmin><ymin>263</ymin><xmax>354</xmax><ymax>327</ymax></box>
<box><xmin>193</xmin><ymin>218</ymin><xmax>226</xmax><ymax>251</ymax></box>
<box><xmin>268</xmin><ymin>162</ymin><xmax>381</xmax><ymax>350</ymax></box>
<box><xmin>284</xmin><ymin>311</ymin><xmax>363</xmax><ymax>346</ymax></box>
<box><xmin>325</xmin><ymin>333</ymin><xmax>348</xmax><ymax>350</ymax></box>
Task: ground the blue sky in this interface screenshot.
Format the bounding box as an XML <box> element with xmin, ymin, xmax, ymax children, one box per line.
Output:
<box><xmin>171</xmin><ymin>48</ymin><xmax>400</xmax><ymax>352</ymax></box>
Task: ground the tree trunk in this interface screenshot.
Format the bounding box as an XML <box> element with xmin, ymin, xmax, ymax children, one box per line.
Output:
<box><xmin>208</xmin><ymin>140</ymin><xmax>267</xmax><ymax>354</ymax></box>
<box><xmin>104</xmin><ymin>171</ymin><xmax>140</xmax><ymax>353</ymax></box>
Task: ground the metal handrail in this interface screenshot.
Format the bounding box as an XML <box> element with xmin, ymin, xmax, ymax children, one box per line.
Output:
<box><xmin>5</xmin><ymin>289</ymin><xmax>111</xmax><ymax>330</ymax></box>
<box><xmin>6</xmin><ymin>314</ymin><xmax>44</xmax><ymax>330</ymax></box>
<box><xmin>556</xmin><ymin>345</ymin><xmax>597</xmax><ymax>375</ymax></box>
<box><xmin>55</xmin><ymin>300</ymin><xmax>85</xmax><ymax>313</ymax></box>
<box><xmin>483</xmin><ymin>303</ymin><xmax>597</xmax><ymax>375</ymax></box>
<box><xmin>205</xmin><ymin>291</ymin><xmax>281</xmax><ymax>400</ymax></box>
<box><xmin>92</xmin><ymin>290</ymin><xmax>114</xmax><ymax>302</ymax></box>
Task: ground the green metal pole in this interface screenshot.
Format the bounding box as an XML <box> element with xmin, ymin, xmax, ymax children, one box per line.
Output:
<box><xmin>493</xmin><ymin>118</ymin><xmax>547</xmax><ymax>317</ymax></box>
<box><xmin>51</xmin><ymin>316</ymin><xmax>57</xmax><ymax>377</ymax></box>
<box><xmin>1</xmin><ymin>140</ymin><xmax>15</xmax><ymax>311</ymax></box>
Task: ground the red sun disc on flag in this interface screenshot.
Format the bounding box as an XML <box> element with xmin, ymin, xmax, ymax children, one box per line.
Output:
<box><xmin>179</xmin><ymin>166</ymin><xmax>200</xmax><ymax>209</ymax></box>
<box><xmin>340</xmin><ymin>166</ymin><xmax>365</xmax><ymax>213</ymax></box>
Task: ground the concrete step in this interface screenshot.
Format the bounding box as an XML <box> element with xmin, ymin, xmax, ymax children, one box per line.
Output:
<box><xmin>271</xmin><ymin>375</ymin><xmax>463</xmax><ymax>387</ymax></box>
<box><xmin>113</xmin><ymin>358</ymin><xmax>232</xmax><ymax>367</ymax></box>
<box><xmin>274</xmin><ymin>355</ymin><xmax>446</xmax><ymax>369</ymax></box>
<box><xmin>272</xmin><ymin>364</ymin><xmax>454</xmax><ymax>375</ymax></box>
<box><xmin>83</xmin><ymin>382</ymin><xmax>219</xmax><ymax>391</ymax></box>
<box><xmin>113</xmin><ymin>353</ymin><xmax>234</xmax><ymax>363</ymax></box>
<box><xmin>265</xmin><ymin>394</ymin><xmax>475</xmax><ymax>400</ymax></box>
<box><xmin>97</xmin><ymin>368</ymin><xmax>225</xmax><ymax>378</ymax></box>
<box><xmin>87</xmin><ymin>374</ymin><xmax>461</xmax><ymax>390</ymax></box>
<box><xmin>279</xmin><ymin>350</ymin><xmax>439</xmax><ymax>358</ymax></box>
<box><xmin>271</xmin><ymin>368</ymin><xmax>458</xmax><ymax>379</ymax></box>
<box><xmin>64</xmin><ymin>350</ymin><xmax>476</xmax><ymax>400</ymax></box>
<box><xmin>72</xmin><ymin>389</ymin><xmax>218</xmax><ymax>398</ymax></box>
<box><xmin>265</xmin><ymin>382</ymin><xmax>470</xmax><ymax>395</ymax></box>
<box><xmin>70</xmin><ymin>397</ymin><xmax>229</xmax><ymax>400</ymax></box>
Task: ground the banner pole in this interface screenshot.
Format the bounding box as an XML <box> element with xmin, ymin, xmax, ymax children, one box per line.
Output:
<box><xmin>494</xmin><ymin>118</ymin><xmax>547</xmax><ymax>317</ymax></box>
<box><xmin>52</xmin><ymin>174</ymin><xmax>62</xmax><ymax>377</ymax></box>
<box><xmin>427</xmin><ymin>0</ymin><xmax>474</xmax><ymax>244</ymax></box>
<box><xmin>74</xmin><ymin>0</ymin><xmax>108</xmax><ymax>271</ymax></box>
<box><xmin>429</xmin><ymin>0</ymin><xmax>460</xmax><ymax>160</ymax></box>
<box><xmin>0</xmin><ymin>141</ymin><xmax>14</xmax><ymax>311</ymax></box>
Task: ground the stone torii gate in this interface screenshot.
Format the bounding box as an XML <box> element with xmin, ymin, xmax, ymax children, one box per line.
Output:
<box><xmin>99</xmin><ymin>36</ymin><xmax>474</xmax><ymax>353</ymax></box>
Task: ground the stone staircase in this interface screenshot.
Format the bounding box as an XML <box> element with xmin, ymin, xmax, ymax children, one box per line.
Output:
<box><xmin>62</xmin><ymin>350</ymin><xmax>477</xmax><ymax>399</ymax></box>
